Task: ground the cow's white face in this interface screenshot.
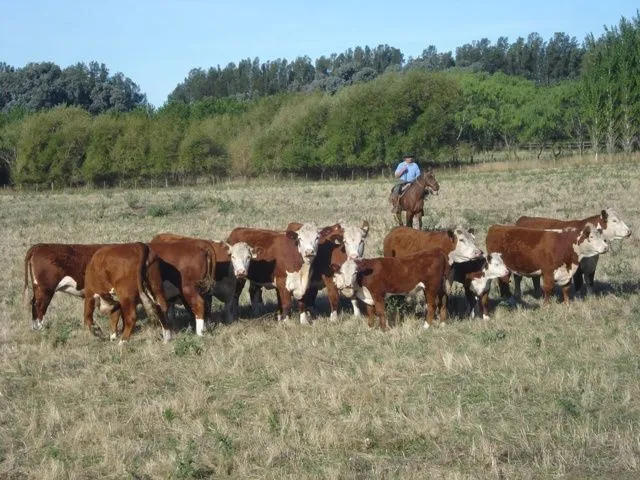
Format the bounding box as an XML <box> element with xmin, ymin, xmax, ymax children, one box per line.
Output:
<box><xmin>575</xmin><ymin>224</ymin><xmax>610</xmax><ymax>259</ymax></box>
<box><xmin>450</xmin><ymin>228</ymin><xmax>483</xmax><ymax>264</ymax></box>
<box><xmin>484</xmin><ymin>253</ymin><xmax>509</xmax><ymax>279</ymax></box>
<box><xmin>601</xmin><ymin>209</ymin><xmax>631</xmax><ymax>240</ymax></box>
<box><xmin>228</xmin><ymin>242</ymin><xmax>254</xmax><ymax>278</ymax></box>
<box><xmin>335</xmin><ymin>259</ymin><xmax>359</xmax><ymax>298</ymax></box>
<box><xmin>295</xmin><ymin>223</ymin><xmax>321</xmax><ymax>262</ymax></box>
<box><xmin>343</xmin><ymin>221</ymin><xmax>369</xmax><ymax>260</ymax></box>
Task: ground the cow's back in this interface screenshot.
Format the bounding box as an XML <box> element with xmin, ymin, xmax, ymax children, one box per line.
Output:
<box><xmin>515</xmin><ymin>215</ymin><xmax>598</xmax><ymax>231</ymax></box>
<box><xmin>383</xmin><ymin>227</ymin><xmax>453</xmax><ymax>258</ymax></box>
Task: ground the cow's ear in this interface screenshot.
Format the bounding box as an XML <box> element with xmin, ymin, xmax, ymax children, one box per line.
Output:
<box><xmin>329</xmin><ymin>263</ymin><xmax>341</xmax><ymax>274</ymax></box>
<box><xmin>361</xmin><ymin>220</ymin><xmax>370</xmax><ymax>237</ymax></box>
<box><xmin>223</xmin><ymin>242</ymin><xmax>232</xmax><ymax>253</ymax></box>
<box><xmin>285</xmin><ymin>230</ymin><xmax>298</xmax><ymax>241</ymax></box>
<box><xmin>468</xmin><ymin>227</ymin><xmax>475</xmax><ymax>236</ymax></box>
<box><xmin>251</xmin><ymin>246</ymin><xmax>262</xmax><ymax>259</ymax></box>
<box><xmin>601</xmin><ymin>209</ymin><xmax>608</xmax><ymax>220</ymax></box>
<box><xmin>581</xmin><ymin>224</ymin><xmax>592</xmax><ymax>239</ymax></box>
<box><xmin>447</xmin><ymin>229</ymin><xmax>455</xmax><ymax>240</ymax></box>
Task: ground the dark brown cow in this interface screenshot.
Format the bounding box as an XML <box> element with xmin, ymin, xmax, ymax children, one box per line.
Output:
<box><xmin>147</xmin><ymin>240</ymin><xmax>216</xmax><ymax>338</ymax></box>
<box><xmin>150</xmin><ymin>233</ymin><xmax>255</xmax><ymax>323</ymax></box>
<box><xmin>23</xmin><ymin>243</ymin><xmax>108</xmax><ymax>331</ymax></box>
<box><xmin>226</xmin><ymin>223</ymin><xmax>330</xmax><ymax>323</ymax></box>
<box><xmin>332</xmin><ymin>251</ymin><xmax>449</xmax><ymax>330</ymax></box>
<box><xmin>486</xmin><ymin>224</ymin><xmax>610</xmax><ymax>304</ymax></box>
<box><xmin>286</xmin><ymin>221</ymin><xmax>369</xmax><ymax>321</ymax></box>
<box><xmin>515</xmin><ymin>209</ymin><xmax>631</xmax><ymax>295</ymax></box>
<box><xmin>83</xmin><ymin>243</ymin><xmax>169</xmax><ymax>343</ymax></box>
<box><xmin>389</xmin><ymin>168</ymin><xmax>440</xmax><ymax>229</ymax></box>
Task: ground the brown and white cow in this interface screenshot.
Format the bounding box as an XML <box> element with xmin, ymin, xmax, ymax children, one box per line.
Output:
<box><xmin>486</xmin><ymin>224</ymin><xmax>610</xmax><ymax>304</ymax></box>
<box><xmin>147</xmin><ymin>240</ymin><xmax>217</xmax><ymax>338</ymax></box>
<box><xmin>226</xmin><ymin>223</ymin><xmax>329</xmax><ymax>323</ymax></box>
<box><xmin>450</xmin><ymin>253</ymin><xmax>509</xmax><ymax>320</ymax></box>
<box><xmin>83</xmin><ymin>243</ymin><xmax>169</xmax><ymax>343</ymax></box>
<box><xmin>332</xmin><ymin>250</ymin><xmax>449</xmax><ymax>330</ymax></box>
<box><xmin>288</xmin><ymin>221</ymin><xmax>370</xmax><ymax>322</ymax></box>
<box><xmin>23</xmin><ymin>243</ymin><xmax>108</xmax><ymax>331</ymax></box>
<box><xmin>150</xmin><ymin>233</ymin><xmax>255</xmax><ymax>323</ymax></box>
<box><xmin>515</xmin><ymin>209</ymin><xmax>631</xmax><ymax>295</ymax></box>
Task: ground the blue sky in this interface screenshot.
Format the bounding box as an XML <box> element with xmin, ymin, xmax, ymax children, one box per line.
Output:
<box><xmin>1</xmin><ymin>1</ymin><xmax>638</xmax><ymax>108</ymax></box>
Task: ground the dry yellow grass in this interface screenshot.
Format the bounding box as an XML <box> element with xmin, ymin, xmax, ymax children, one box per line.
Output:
<box><xmin>1</xmin><ymin>160</ymin><xmax>639</xmax><ymax>478</ymax></box>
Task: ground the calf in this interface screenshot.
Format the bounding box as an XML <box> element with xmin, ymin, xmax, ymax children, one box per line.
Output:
<box><xmin>226</xmin><ymin>223</ymin><xmax>327</xmax><ymax>323</ymax></box>
<box><xmin>23</xmin><ymin>243</ymin><xmax>108</xmax><ymax>331</ymax></box>
<box><xmin>383</xmin><ymin>226</ymin><xmax>488</xmax><ymax>316</ymax></box>
<box><xmin>515</xmin><ymin>209</ymin><xmax>631</xmax><ymax>295</ymax></box>
<box><xmin>150</xmin><ymin>233</ymin><xmax>255</xmax><ymax>323</ymax></box>
<box><xmin>451</xmin><ymin>254</ymin><xmax>509</xmax><ymax>320</ymax></box>
<box><xmin>83</xmin><ymin>243</ymin><xmax>169</xmax><ymax>343</ymax></box>
<box><xmin>147</xmin><ymin>240</ymin><xmax>216</xmax><ymax>338</ymax></box>
<box><xmin>486</xmin><ymin>224</ymin><xmax>610</xmax><ymax>304</ymax></box>
<box><xmin>289</xmin><ymin>221</ymin><xmax>370</xmax><ymax>322</ymax></box>
<box><xmin>332</xmin><ymin>250</ymin><xmax>449</xmax><ymax>330</ymax></box>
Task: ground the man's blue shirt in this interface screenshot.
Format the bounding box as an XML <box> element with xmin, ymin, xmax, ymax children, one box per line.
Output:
<box><xmin>395</xmin><ymin>161</ymin><xmax>420</xmax><ymax>182</ymax></box>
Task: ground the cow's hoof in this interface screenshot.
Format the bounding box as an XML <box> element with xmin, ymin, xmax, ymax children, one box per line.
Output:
<box><xmin>422</xmin><ymin>322</ymin><xmax>431</xmax><ymax>330</ymax></box>
<box><xmin>109</xmin><ymin>332</ymin><xmax>118</xmax><ymax>341</ymax></box>
<box><xmin>299</xmin><ymin>312</ymin><xmax>311</xmax><ymax>325</ymax></box>
<box><xmin>31</xmin><ymin>320</ymin><xmax>45</xmax><ymax>331</ymax></box>
<box><xmin>329</xmin><ymin>311</ymin><xmax>338</xmax><ymax>323</ymax></box>
<box><xmin>482</xmin><ymin>314</ymin><xmax>490</xmax><ymax>321</ymax></box>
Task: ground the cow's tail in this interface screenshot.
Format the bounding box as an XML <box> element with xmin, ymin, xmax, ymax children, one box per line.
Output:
<box><xmin>197</xmin><ymin>249</ymin><xmax>216</xmax><ymax>293</ymax></box>
<box><xmin>22</xmin><ymin>246</ymin><xmax>35</xmax><ymax>311</ymax></box>
<box><xmin>138</xmin><ymin>244</ymin><xmax>161</xmax><ymax>326</ymax></box>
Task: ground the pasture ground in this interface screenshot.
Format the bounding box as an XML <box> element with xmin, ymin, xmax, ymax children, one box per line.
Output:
<box><xmin>1</xmin><ymin>159</ymin><xmax>639</xmax><ymax>479</ymax></box>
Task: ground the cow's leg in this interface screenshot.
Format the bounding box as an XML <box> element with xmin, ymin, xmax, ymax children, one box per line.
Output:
<box><xmin>109</xmin><ymin>310</ymin><xmax>121</xmax><ymax>341</ymax></box>
<box><xmin>416</xmin><ymin>214</ymin><xmax>423</xmax><ymax>231</ymax></box>
<box><xmin>374</xmin><ymin>299</ymin><xmax>387</xmax><ymax>330</ymax></box>
<box><xmin>424</xmin><ymin>290</ymin><xmax>437</xmax><ymax>329</ymax></box>
<box><xmin>578</xmin><ymin>256</ymin><xmax>598</xmax><ymax>296</ymax></box>
<box><xmin>32</xmin><ymin>286</ymin><xmax>54</xmax><ymax>331</ymax></box>
<box><xmin>531</xmin><ymin>277</ymin><xmax>542</xmax><ymax>298</ymax></box>
<box><xmin>405</xmin><ymin>211</ymin><xmax>413</xmax><ymax>228</ymax></box>
<box><xmin>541</xmin><ymin>272</ymin><xmax>555</xmax><ymax>305</ymax></box>
<box><xmin>437</xmin><ymin>289</ymin><xmax>448</xmax><ymax>325</ymax></box>
<box><xmin>119</xmin><ymin>298</ymin><xmax>138</xmax><ymax>342</ymax></box>
<box><xmin>572</xmin><ymin>265</ymin><xmax>585</xmax><ymax>295</ymax></box>
<box><xmin>182</xmin><ymin>286</ymin><xmax>206</xmax><ymax>336</ymax></box>
<box><xmin>463</xmin><ymin>283</ymin><xmax>476</xmax><ymax>318</ymax></box>
<box><xmin>560</xmin><ymin>282</ymin><xmax>572</xmax><ymax>304</ymax></box>
<box><xmin>232</xmin><ymin>278</ymin><xmax>246</xmax><ymax>319</ymax></box>
<box><xmin>323</xmin><ymin>277</ymin><xmax>340</xmax><ymax>322</ymax></box>
<box><xmin>351</xmin><ymin>299</ymin><xmax>362</xmax><ymax>317</ymax></box>
<box><xmin>299</xmin><ymin>286</ymin><xmax>318</xmax><ymax>325</ymax></box>
<box><xmin>83</xmin><ymin>295</ymin><xmax>103</xmax><ymax>338</ymax></box>
<box><xmin>497</xmin><ymin>273</ymin><xmax>513</xmax><ymax>302</ymax></box>
<box><xmin>249</xmin><ymin>282</ymin><xmax>264</xmax><ymax>315</ymax></box>
<box><xmin>365</xmin><ymin>304</ymin><xmax>376</xmax><ymax>327</ymax></box>
<box><xmin>275</xmin><ymin>278</ymin><xmax>292</xmax><ymax>322</ymax></box>
<box><xmin>479</xmin><ymin>291</ymin><xmax>490</xmax><ymax>320</ymax></box>
<box><xmin>513</xmin><ymin>274</ymin><xmax>524</xmax><ymax>298</ymax></box>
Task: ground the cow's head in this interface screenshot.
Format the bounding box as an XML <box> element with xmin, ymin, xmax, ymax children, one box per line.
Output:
<box><xmin>332</xmin><ymin>259</ymin><xmax>359</xmax><ymax>298</ymax></box>
<box><xmin>287</xmin><ymin>223</ymin><xmax>321</xmax><ymax>262</ymax></box>
<box><xmin>447</xmin><ymin>227</ymin><xmax>483</xmax><ymax>264</ymax></box>
<box><xmin>343</xmin><ymin>220</ymin><xmax>370</xmax><ymax>260</ymax></box>
<box><xmin>225</xmin><ymin>241</ymin><xmax>256</xmax><ymax>279</ymax></box>
<box><xmin>319</xmin><ymin>223</ymin><xmax>345</xmax><ymax>245</ymax></box>
<box><xmin>483</xmin><ymin>253</ymin><xmax>510</xmax><ymax>280</ymax></box>
<box><xmin>599</xmin><ymin>209</ymin><xmax>631</xmax><ymax>240</ymax></box>
<box><xmin>574</xmin><ymin>223</ymin><xmax>610</xmax><ymax>259</ymax></box>
<box><xmin>420</xmin><ymin>168</ymin><xmax>440</xmax><ymax>195</ymax></box>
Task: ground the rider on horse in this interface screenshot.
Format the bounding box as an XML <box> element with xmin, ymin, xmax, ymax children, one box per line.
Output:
<box><xmin>390</xmin><ymin>153</ymin><xmax>420</xmax><ymax>213</ymax></box>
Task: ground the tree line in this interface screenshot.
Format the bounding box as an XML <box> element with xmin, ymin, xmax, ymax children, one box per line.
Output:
<box><xmin>0</xmin><ymin>12</ymin><xmax>638</xmax><ymax>186</ymax></box>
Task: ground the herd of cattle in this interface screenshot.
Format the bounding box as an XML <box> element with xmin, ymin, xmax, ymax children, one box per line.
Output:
<box><xmin>22</xmin><ymin>208</ymin><xmax>631</xmax><ymax>343</ymax></box>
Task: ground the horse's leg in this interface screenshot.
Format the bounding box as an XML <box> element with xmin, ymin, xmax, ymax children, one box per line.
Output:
<box><xmin>417</xmin><ymin>214</ymin><xmax>422</xmax><ymax>230</ymax></box>
<box><xmin>405</xmin><ymin>210</ymin><xmax>413</xmax><ymax>228</ymax></box>
<box><xmin>395</xmin><ymin>211</ymin><xmax>403</xmax><ymax>226</ymax></box>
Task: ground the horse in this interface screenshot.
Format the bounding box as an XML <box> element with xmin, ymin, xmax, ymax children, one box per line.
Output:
<box><xmin>389</xmin><ymin>168</ymin><xmax>440</xmax><ymax>229</ymax></box>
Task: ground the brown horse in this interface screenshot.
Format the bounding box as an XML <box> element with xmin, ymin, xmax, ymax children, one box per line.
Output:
<box><xmin>389</xmin><ymin>168</ymin><xmax>440</xmax><ymax>229</ymax></box>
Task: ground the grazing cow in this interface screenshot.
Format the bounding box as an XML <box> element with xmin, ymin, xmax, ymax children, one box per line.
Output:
<box><xmin>226</xmin><ymin>223</ymin><xmax>329</xmax><ymax>323</ymax></box>
<box><xmin>515</xmin><ymin>209</ymin><xmax>631</xmax><ymax>295</ymax></box>
<box><xmin>147</xmin><ymin>240</ymin><xmax>217</xmax><ymax>338</ymax></box>
<box><xmin>486</xmin><ymin>224</ymin><xmax>610</xmax><ymax>304</ymax></box>
<box><xmin>332</xmin><ymin>251</ymin><xmax>449</xmax><ymax>330</ymax></box>
<box><xmin>288</xmin><ymin>221</ymin><xmax>370</xmax><ymax>322</ymax></box>
<box><xmin>150</xmin><ymin>233</ymin><xmax>255</xmax><ymax>323</ymax></box>
<box><xmin>83</xmin><ymin>243</ymin><xmax>169</xmax><ymax>343</ymax></box>
<box><xmin>23</xmin><ymin>243</ymin><xmax>108</xmax><ymax>331</ymax></box>
<box><xmin>451</xmin><ymin>254</ymin><xmax>509</xmax><ymax>320</ymax></box>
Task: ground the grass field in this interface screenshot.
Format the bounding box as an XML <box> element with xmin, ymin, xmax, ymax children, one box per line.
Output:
<box><xmin>1</xmin><ymin>159</ymin><xmax>639</xmax><ymax>479</ymax></box>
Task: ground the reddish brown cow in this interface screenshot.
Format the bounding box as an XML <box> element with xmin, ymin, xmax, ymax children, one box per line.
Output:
<box><xmin>332</xmin><ymin>251</ymin><xmax>449</xmax><ymax>330</ymax></box>
<box><xmin>147</xmin><ymin>240</ymin><xmax>216</xmax><ymax>338</ymax></box>
<box><xmin>23</xmin><ymin>243</ymin><xmax>108</xmax><ymax>331</ymax></box>
<box><xmin>515</xmin><ymin>209</ymin><xmax>631</xmax><ymax>295</ymax></box>
<box><xmin>150</xmin><ymin>233</ymin><xmax>255</xmax><ymax>323</ymax></box>
<box><xmin>486</xmin><ymin>224</ymin><xmax>610</xmax><ymax>304</ymax></box>
<box><xmin>83</xmin><ymin>243</ymin><xmax>169</xmax><ymax>343</ymax></box>
<box><xmin>226</xmin><ymin>223</ymin><xmax>331</xmax><ymax>323</ymax></box>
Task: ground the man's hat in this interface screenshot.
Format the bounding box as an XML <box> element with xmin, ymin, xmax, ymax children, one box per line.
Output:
<box><xmin>403</xmin><ymin>152</ymin><xmax>414</xmax><ymax>158</ymax></box>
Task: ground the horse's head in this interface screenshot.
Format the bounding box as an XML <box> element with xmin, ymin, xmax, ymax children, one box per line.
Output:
<box><xmin>420</xmin><ymin>168</ymin><xmax>439</xmax><ymax>195</ymax></box>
